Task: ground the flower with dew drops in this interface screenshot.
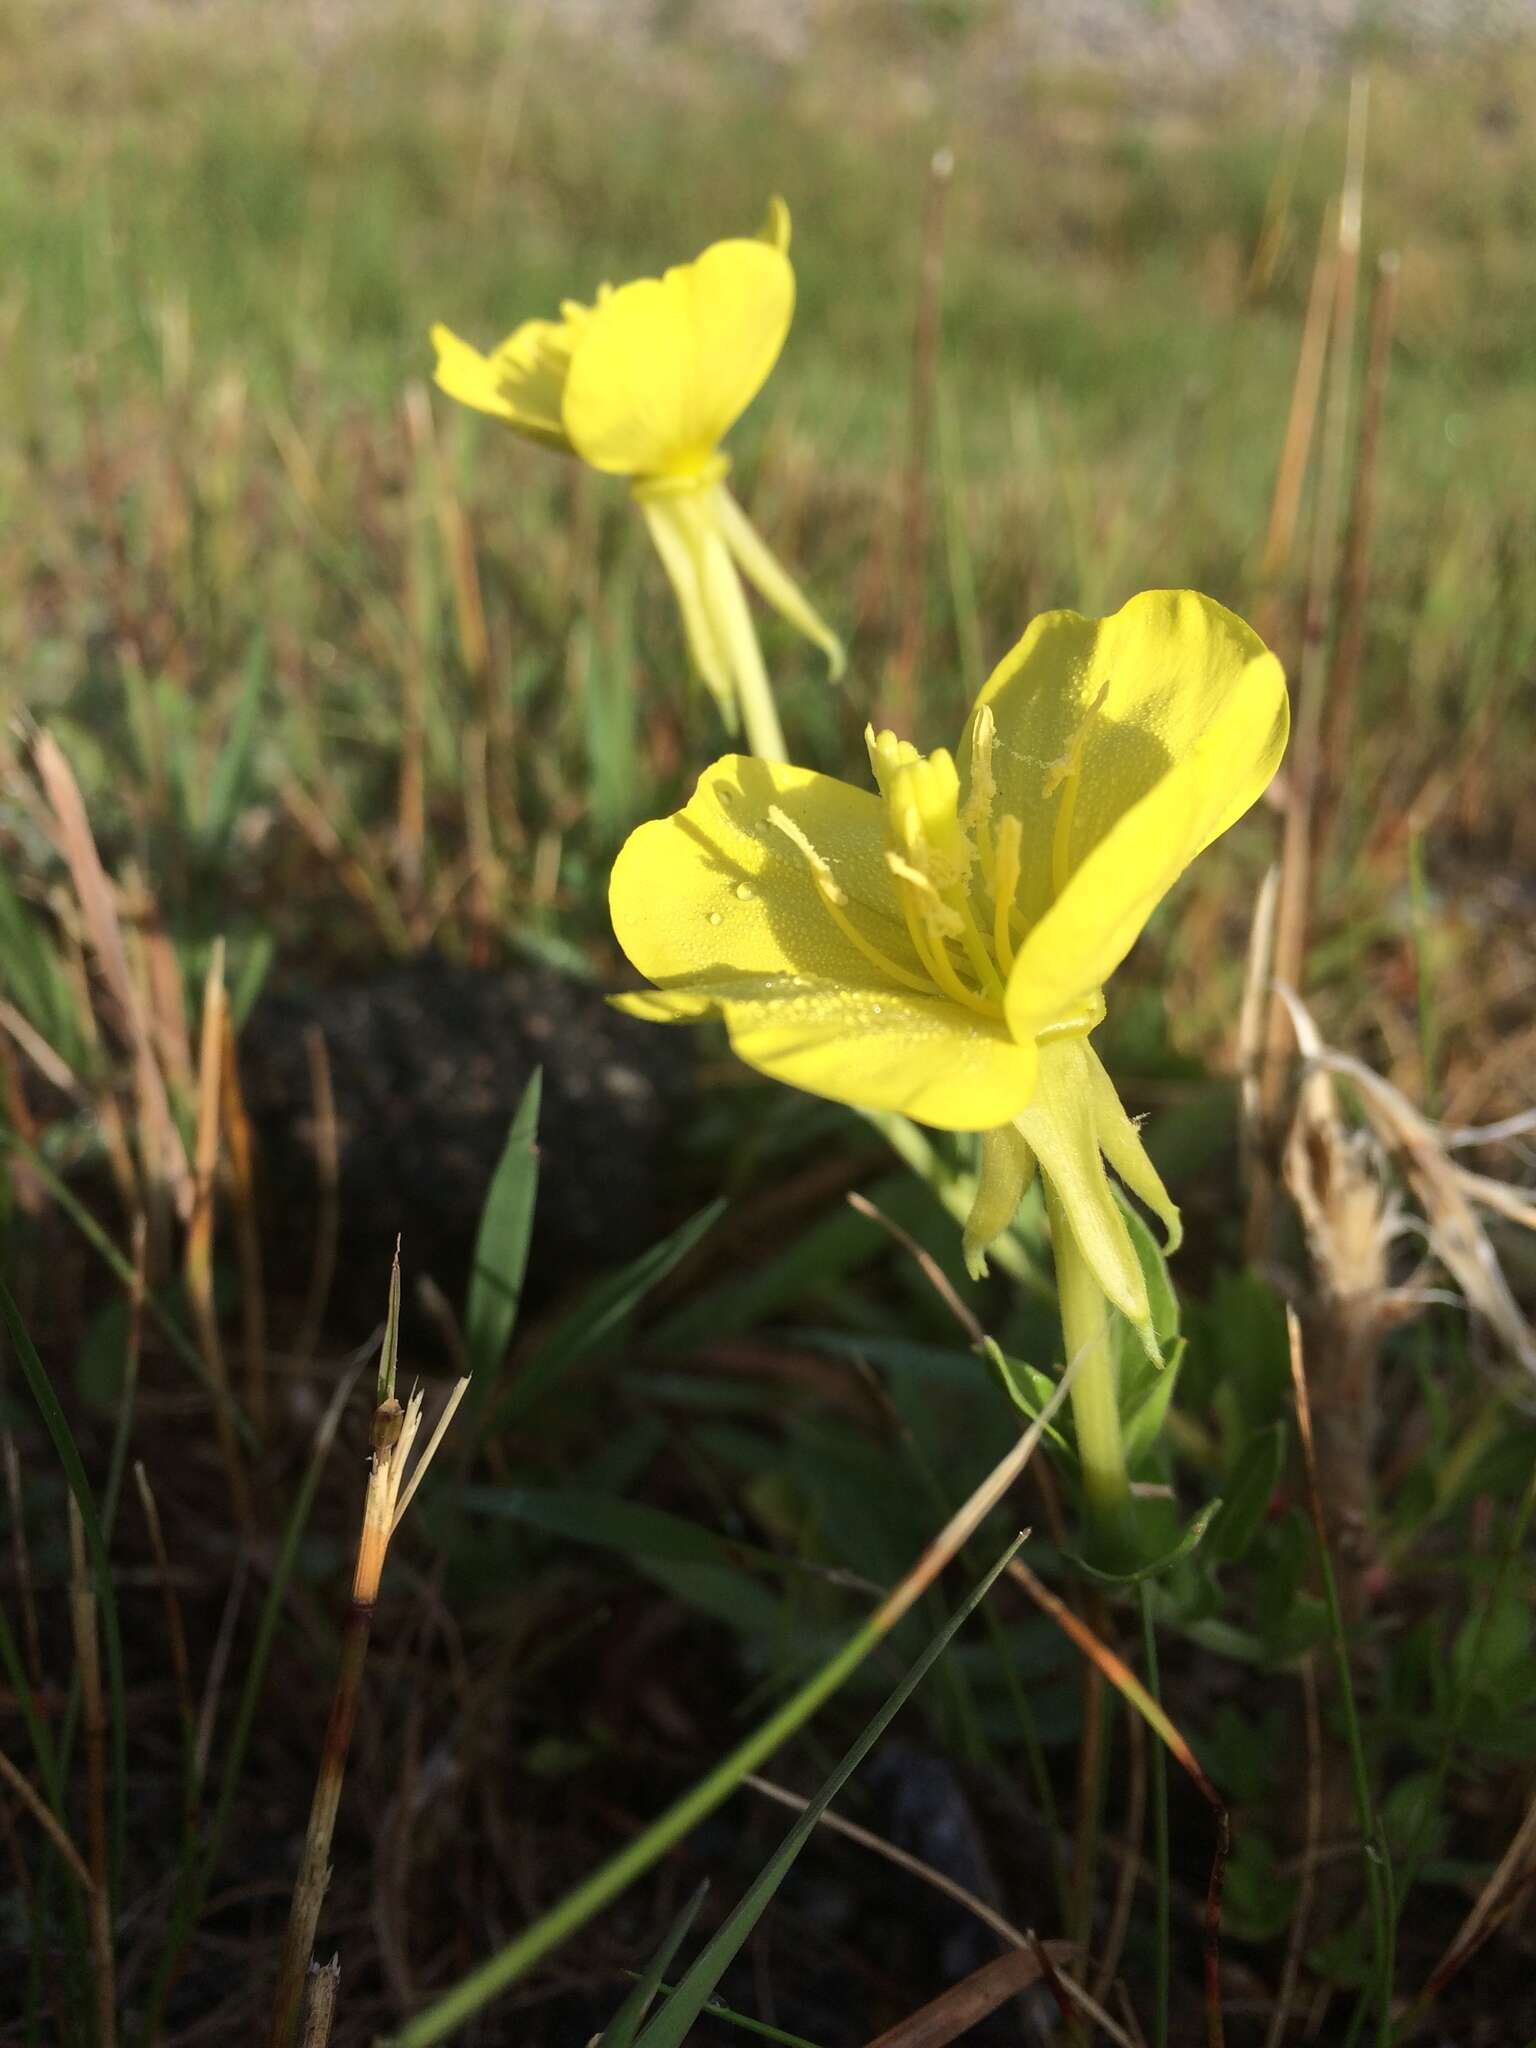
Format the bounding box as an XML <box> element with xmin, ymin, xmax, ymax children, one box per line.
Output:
<box><xmin>609</xmin><ymin>590</ymin><xmax>1288</xmax><ymax>1552</ymax></box>
<box><xmin>431</xmin><ymin>199</ymin><xmax>842</xmax><ymax>763</ymax></box>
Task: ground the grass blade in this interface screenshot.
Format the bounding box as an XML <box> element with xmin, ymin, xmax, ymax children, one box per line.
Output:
<box><xmin>463</xmin><ymin>1071</ymin><xmax>541</xmax><ymax>1397</ymax></box>
<box><xmin>633</xmin><ymin>1536</ymin><xmax>1025</xmax><ymax>2048</ymax></box>
<box><xmin>596</xmin><ymin>1879</ymin><xmax>709</xmax><ymax>2048</ymax></box>
<box><xmin>0</xmin><ymin>1276</ymin><xmax>129</xmax><ymax>1900</ymax></box>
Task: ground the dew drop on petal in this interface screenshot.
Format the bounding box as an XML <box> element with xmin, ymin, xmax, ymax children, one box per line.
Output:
<box><xmin>707</xmin><ymin>911</ymin><xmax>723</xmax><ymax>927</ymax></box>
<box><xmin>734</xmin><ymin>882</ymin><xmax>754</xmax><ymax>900</ymax></box>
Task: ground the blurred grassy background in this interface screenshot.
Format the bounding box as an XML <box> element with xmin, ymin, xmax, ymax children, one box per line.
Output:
<box><xmin>4</xmin><ymin>0</ymin><xmax>1534</xmax><ymax>1112</ymax></box>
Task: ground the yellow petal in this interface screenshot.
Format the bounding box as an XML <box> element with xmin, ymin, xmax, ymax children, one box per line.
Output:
<box><xmin>431</xmin><ymin>322</ymin><xmax>518</xmax><ymax>423</ymax></box>
<box><xmin>1015</xmin><ymin>1037</ymin><xmax>1152</xmax><ymax>1329</ymax></box>
<box><xmin>431</xmin><ymin>317</ymin><xmax>576</xmax><ymax>451</ymax></box>
<box><xmin>975</xmin><ymin>591</ymin><xmax>1288</xmax><ymax>1039</ymax></box>
<box><xmin>635</xmin><ymin>973</ymin><xmax>1039</xmax><ymax>1129</ymax></box>
<box><xmin>759</xmin><ymin>195</ymin><xmax>792</xmax><ymax>253</ymax></box>
<box><xmin>563</xmin><ymin>240</ymin><xmax>794</xmax><ymax>477</ymax></box>
<box><xmin>613</xmin><ymin>754</ymin><xmax>912</xmax><ymax>986</ymax></box>
<box><xmin>608</xmin><ymin>755</ymin><xmax>1040</xmax><ymax>1130</ymax></box>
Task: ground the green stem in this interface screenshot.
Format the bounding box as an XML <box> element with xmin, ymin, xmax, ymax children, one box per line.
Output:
<box><xmin>1044</xmin><ymin>1178</ymin><xmax>1135</xmax><ymax>1566</ymax></box>
<box><xmin>1140</xmin><ymin>1583</ymin><xmax>1170</xmax><ymax>2048</ymax></box>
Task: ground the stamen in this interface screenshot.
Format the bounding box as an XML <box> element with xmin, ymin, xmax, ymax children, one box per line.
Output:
<box><xmin>767</xmin><ymin>806</ymin><xmax>936</xmax><ymax>996</ymax></box>
<box><xmin>885</xmin><ymin>854</ymin><xmax>999</xmax><ymax>1017</ymax></box>
<box><xmin>962</xmin><ymin>704</ymin><xmax>997</xmax><ymax>837</ymax></box>
<box><xmin>885</xmin><ymin>852</ymin><xmax>962</xmax><ymax>936</ymax></box>
<box><xmin>991</xmin><ymin>813</ymin><xmax>1024</xmax><ymax>976</ymax></box>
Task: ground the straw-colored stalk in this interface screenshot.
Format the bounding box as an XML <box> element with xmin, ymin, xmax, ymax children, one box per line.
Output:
<box><xmin>184</xmin><ymin>938</ymin><xmax>252</xmax><ymax>1532</ymax></box>
<box><xmin>1315</xmin><ymin>250</ymin><xmax>1401</xmax><ymax>866</ymax></box>
<box><xmin>886</xmin><ymin>144</ymin><xmax>954</xmax><ymax>735</ymax></box>
<box><xmin>219</xmin><ymin>1011</ymin><xmax>270</xmax><ymax>1437</ymax></box>
<box><xmin>292</xmin><ymin>1023</ymin><xmax>340</xmax><ymax>1365</ymax></box>
<box><xmin>1251</xmin><ymin>74</ymin><xmax>1371</xmax><ymax>1257</ymax></box>
<box><xmin>300</xmin><ymin>1955</ymin><xmax>341</xmax><ymax>2048</ymax></box>
<box><xmin>67</xmin><ymin>1496</ymin><xmax>116</xmax><ymax>2048</ymax></box>
<box><xmin>267</xmin><ymin>1329</ymin><xmax>470</xmax><ymax>2048</ymax></box>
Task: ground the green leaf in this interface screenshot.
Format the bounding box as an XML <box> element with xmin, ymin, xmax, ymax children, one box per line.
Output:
<box><xmin>1073</xmin><ymin>1497</ymin><xmax>1221</xmax><ymax>1586</ymax></box>
<box><xmin>1116</xmin><ymin>1189</ymin><xmax>1179</xmax><ymax>1351</ymax></box>
<box><xmin>632</xmin><ymin>1538</ymin><xmax>1025</xmax><ymax>2047</ymax></box>
<box><xmin>982</xmin><ymin>1338</ymin><xmax>1075</xmax><ymax>1461</ymax></box>
<box><xmin>464</xmin><ymin>1072</ymin><xmax>542</xmax><ymax>1389</ymax></box>
<box><xmin>597</xmin><ymin>1881</ymin><xmax>709</xmax><ymax>2048</ymax></box>
<box><xmin>459</xmin><ymin>1485</ymin><xmax>791</xmax><ymax>1579</ymax></box>
<box><xmin>499</xmin><ymin>1199</ymin><xmax>726</xmax><ymax>1423</ymax></box>
<box><xmin>1122</xmin><ymin>1338</ymin><xmax>1186</xmax><ymax>1466</ymax></box>
<box><xmin>1208</xmin><ymin>1423</ymin><xmax>1286</xmax><ymax>1564</ymax></box>
<box><xmin>1453</xmin><ymin>1587</ymin><xmax>1533</xmax><ymax>1702</ymax></box>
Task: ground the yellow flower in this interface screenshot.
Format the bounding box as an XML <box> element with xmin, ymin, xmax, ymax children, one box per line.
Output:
<box><xmin>610</xmin><ymin>590</ymin><xmax>1288</xmax><ymax>1338</ymax></box>
<box><xmin>431</xmin><ymin>199</ymin><xmax>841</xmax><ymax>761</ymax></box>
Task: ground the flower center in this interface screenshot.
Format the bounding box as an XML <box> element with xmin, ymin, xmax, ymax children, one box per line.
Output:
<box><xmin>760</xmin><ymin>706</ymin><xmax>1102</xmax><ymax>1043</ymax></box>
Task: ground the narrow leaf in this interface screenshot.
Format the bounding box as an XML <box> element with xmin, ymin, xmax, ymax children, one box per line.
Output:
<box><xmin>597</xmin><ymin>1880</ymin><xmax>709</xmax><ymax>2048</ymax></box>
<box><xmin>499</xmin><ymin>1199</ymin><xmax>725</xmax><ymax>1423</ymax></box>
<box><xmin>464</xmin><ymin>1071</ymin><xmax>542</xmax><ymax>1388</ymax></box>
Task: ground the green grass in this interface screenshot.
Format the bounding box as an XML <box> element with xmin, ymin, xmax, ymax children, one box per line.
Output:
<box><xmin>4</xmin><ymin>3</ymin><xmax>1536</xmax><ymax>2043</ymax></box>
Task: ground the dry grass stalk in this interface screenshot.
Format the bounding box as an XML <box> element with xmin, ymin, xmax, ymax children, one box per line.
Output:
<box><xmin>1071</xmin><ymin>1610</ymin><xmax>1109</xmax><ymax>1951</ymax></box>
<box><xmin>1007</xmin><ymin>1558</ymin><xmax>1230</xmax><ymax>2048</ymax></box>
<box><xmin>133</xmin><ymin>1461</ymin><xmax>198</xmax><ymax>1800</ymax></box>
<box><xmin>1417</xmin><ymin>1781</ymin><xmax>1536</xmax><ymax>2007</ymax></box>
<box><xmin>2</xmin><ymin>1431</ymin><xmax>44</xmax><ymax>1690</ymax></box>
<box><xmin>408</xmin><ymin>376</ymin><xmax>490</xmax><ymax>691</ymax></box>
<box><xmin>292</xmin><ymin>1022</ymin><xmax>341</xmax><ymax>1365</ymax></box>
<box><xmin>0</xmin><ymin>1744</ymin><xmax>94</xmax><ymax>1896</ymax></box>
<box><xmin>1263</xmin><ymin>1653</ymin><xmax>1323</xmax><ymax>2048</ymax></box>
<box><xmin>1238</xmin><ymin>864</ymin><xmax>1281</xmax><ymax>1264</ymax></box>
<box><xmin>1256</xmin><ymin>202</ymin><xmax>1339</xmax><ymax>606</ymax></box>
<box><xmin>1315</xmin><ymin>250</ymin><xmax>1400</xmax><ymax>864</ymax></box>
<box><xmin>846</xmin><ymin>1189</ymin><xmax>985</xmax><ymax>1347</ymax></box>
<box><xmin>1256</xmin><ymin>75</ymin><xmax>1371</xmax><ymax>1205</ymax></box>
<box><xmin>887</xmin><ymin>145</ymin><xmax>954</xmax><ymax>736</ymax></box>
<box><xmin>0</xmin><ymin>996</ymin><xmax>84</xmax><ymax>1100</ymax></box>
<box><xmin>1280</xmin><ymin>985</ymin><xmax>1536</xmax><ymax>1377</ymax></box>
<box><xmin>300</xmin><ymin>1956</ymin><xmax>342</xmax><ymax>2048</ymax></box>
<box><xmin>219</xmin><ymin>1010</ymin><xmax>270</xmax><ymax>1436</ymax></box>
<box><xmin>1281</xmin><ymin>1025</ymin><xmax>1399</xmax><ymax>1621</ymax></box>
<box><xmin>745</xmin><ymin>1773</ymin><xmax>1030</xmax><ymax>1955</ymax></box>
<box><xmin>138</xmin><ymin>904</ymin><xmax>195</xmax><ymax>1099</ymax></box>
<box><xmin>29</xmin><ymin>725</ymin><xmax>192</xmax><ymax>1240</ymax></box>
<box><xmin>861</xmin><ymin>1939</ymin><xmax>1078</xmax><ymax>2048</ymax></box>
<box><xmin>66</xmin><ymin>1494</ymin><xmax>116</xmax><ymax>2048</ymax></box>
<box><xmin>192</xmin><ymin>1550</ymin><xmax>250</xmax><ymax>1800</ymax></box>
<box><xmin>267</xmin><ymin>1252</ymin><xmax>470</xmax><ymax>2048</ymax></box>
<box><xmin>399</xmin><ymin>386</ymin><xmax>432</xmax><ymax>916</ymax></box>
<box><xmin>1092</xmin><ymin>1678</ymin><xmax>1147</xmax><ymax>2007</ymax></box>
<box><xmin>184</xmin><ymin>937</ymin><xmax>252</xmax><ymax>1531</ymax></box>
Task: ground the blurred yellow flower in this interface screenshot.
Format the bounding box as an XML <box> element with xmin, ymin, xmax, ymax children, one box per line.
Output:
<box><xmin>431</xmin><ymin>199</ymin><xmax>841</xmax><ymax>761</ymax></box>
<box><xmin>611</xmin><ymin>590</ymin><xmax>1288</xmax><ymax>1340</ymax></box>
